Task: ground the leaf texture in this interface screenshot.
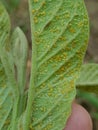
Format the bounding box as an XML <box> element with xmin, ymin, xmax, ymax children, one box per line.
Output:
<box><xmin>0</xmin><ymin>82</ymin><xmax>13</xmax><ymax>130</ymax></box>
<box><xmin>26</xmin><ymin>0</ymin><xmax>89</xmax><ymax>130</ymax></box>
<box><xmin>0</xmin><ymin>2</ymin><xmax>28</xmax><ymax>129</ymax></box>
<box><xmin>0</xmin><ymin>2</ymin><xmax>10</xmax><ymax>48</ymax></box>
<box><xmin>11</xmin><ymin>27</ymin><xmax>28</xmax><ymax>118</ymax></box>
<box><xmin>1</xmin><ymin>27</ymin><xmax>28</xmax><ymax>130</ymax></box>
<box><xmin>11</xmin><ymin>27</ymin><xmax>28</xmax><ymax>95</ymax></box>
<box><xmin>0</xmin><ymin>2</ymin><xmax>13</xmax><ymax>130</ymax></box>
<box><xmin>76</xmin><ymin>63</ymin><xmax>98</xmax><ymax>94</ymax></box>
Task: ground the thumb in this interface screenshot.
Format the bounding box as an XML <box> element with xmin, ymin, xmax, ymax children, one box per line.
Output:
<box><xmin>64</xmin><ymin>102</ymin><xmax>93</xmax><ymax>130</ymax></box>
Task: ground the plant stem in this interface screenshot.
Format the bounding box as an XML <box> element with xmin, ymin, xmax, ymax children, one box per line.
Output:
<box><xmin>10</xmin><ymin>96</ymin><xmax>19</xmax><ymax>130</ymax></box>
<box><xmin>24</xmin><ymin>0</ymin><xmax>36</xmax><ymax>129</ymax></box>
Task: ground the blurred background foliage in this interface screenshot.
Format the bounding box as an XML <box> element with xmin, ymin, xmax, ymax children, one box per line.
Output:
<box><xmin>1</xmin><ymin>0</ymin><xmax>98</xmax><ymax>130</ymax></box>
<box><xmin>1</xmin><ymin>0</ymin><xmax>20</xmax><ymax>12</ymax></box>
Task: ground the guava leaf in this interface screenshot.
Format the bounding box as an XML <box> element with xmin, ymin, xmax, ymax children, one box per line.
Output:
<box><xmin>22</xmin><ymin>0</ymin><xmax>89</xmax><ymax>130</ymax></box>
<box><xmin>0</xmin><ymin>2</ymin><xmax>13</xmax><ymax>130</ymax></box>
<box><xmin>76</xmin><ymin>63</ymin><xmax>98</xmax><ymax>94</ymax></box>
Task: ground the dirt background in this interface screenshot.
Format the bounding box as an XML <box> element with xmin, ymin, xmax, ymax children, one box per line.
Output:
<box><xmin>4</xmin><ymin>0</ymin><xmax>98</xmax><ymax>130</ymax></box>
<box><xmin>84</xmin><ymin>0</ymin><xmax>98</xmax><ymax>63</ymax></box>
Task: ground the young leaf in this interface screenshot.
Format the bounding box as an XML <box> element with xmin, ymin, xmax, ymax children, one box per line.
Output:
<box><xmin>76</xmin><ymin>63</ymin><xmax>98</xmax><ymax>94</ymax></box>
<box><xmin>11</xmin><ymin>27</ymin><xmax>28</xmax><ymax>116</ymax></box>
<box><xmin>11</xmin><ymin>27</ymin><xmax>28</xmax><ymax>95</ymax></box>
<box><xmin>0</xmin><ymin>48</ymin><xmax>21</xmax><ymax>130</ymax></box>
<box><xmin>0</xmin><ymin>3</ymin><xmax>28</xmax><ymax>129</ymax></box>
<box><xmin>24</xmin><ymin>0</ymin><xmax>89</xmax><ymax>130</ymax></box>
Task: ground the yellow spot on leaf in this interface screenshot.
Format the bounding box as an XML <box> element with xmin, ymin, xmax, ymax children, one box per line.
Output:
<box><xmin>34</xmin><ymin>17</ymin><xmax>38</xmax><ymax>23</ymax></box>
<box><xmin>32</xmin><ymin>9</ymin><xmax>36</xmax><ymax>14</ymax></box>
<box><xmin>34</xmin><ymin>0</ymin><xmax>38</xmax><ymax>3</ymax></box>
<box><xmin>69</xmin><ymin>28</ymin><xmax>75</xmax><ymax>33</ymax></box>
<box><xmin>29</xmin><ymin>124</ymin><xmax>34</xmax><ymax>130</ymax></box>
<box><xmin>40</xmin><ymin>11</ymin><xmax>46</xmax><ymax>16</ymax></box>
<box><xmin>4</xmin><ymin>119</ymin><xmax>10</xmax><ymax>126</ymax></box>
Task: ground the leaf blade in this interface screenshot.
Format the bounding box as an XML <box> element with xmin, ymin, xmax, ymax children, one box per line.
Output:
<box><xmin>25</xmin><ymin>0</ymin><xmax>89</xmax><ymax>130</ymax></box>
<box><xmin>0</xmin><ymin>86</ymin><xmax>13</xmax><ymax>130</ymax></box>
<box><xmin>11</xmin><ymin>27</ymin><xmax>28</xmax><ymax>94</ymax></box>
<box><xmin>0</xmin><ymin>2</ymin><xmax>13</xmax><ymax>130</ymax></box>
<box><xmin>76</xmin><ymin>63</ymin><xmax>98</xmax><ymax>94</ymax></box>
<box><xmin>0</xmin><ymin>1</ymin><xmax>10</xmax><ymax>48</ymax></box>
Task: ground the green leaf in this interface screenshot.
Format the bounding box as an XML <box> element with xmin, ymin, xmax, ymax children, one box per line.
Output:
<box><xmin>76</xmin><ymin>63</ymin><xmax>98</xmax><ymax>94</ymax></box>
<box><xmin>24</xmin><ymin>0</ymin><xmax>89</xmax><ymax>130</ymax></box>
<box><xmin>0</xmin><ymin>3</ymin><xmax>28</xmax><ymax>128</ymax></box>
<box><xmin>0</xmin><ymin>2</ymin><xmax>13</xmax><ymax>130</ymax></box>
<box><xmin>77</xmin><ymin>90</ymin><xmax>98</xmax><ymax>119</ymax></box>
<box><xmin>0</xmin><ymin>1</ymin><xmax>10</xmax><ymax>48</ymax></box>
<box><xmin>4</xmin><ymin>27</ymin><xmax>29</xmax><ymax>130</ymax></box>
<box><xmin>11</xmin><ymin>27</ymin><xmax>28</xmax><ymax>116</ymax></box>
<box><xmin>0</xmin><ymin>48</ymin><xmax>20</xmax><ymax>130</ymax></box>
<box><xmin>11</xmin><ymin>27</ymin><xmax>28</xmax><ymax>95</ymax></box>
<box><xmin>1</xmin><ymin>0</ymin><xmax>20</xmax><ymax>12</ymax></box>
<box><xmin>0</xmin><ymin>27</ymin><xmax>28</xmax><ymax>130</ymax></box>
<box><xmin>77</xmin><ymin>90</ymin><xmax>98</xmax><ymax>109</ymax></box>
<box><xmin>0</xmin><ymin>82</ymin><xmax>13</xmax><ymax>130</ymax></box>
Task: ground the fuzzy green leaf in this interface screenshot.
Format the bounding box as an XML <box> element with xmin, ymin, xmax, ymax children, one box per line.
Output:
<box><xmin>23</xmin><ymin>0</ymin><xmax>89</xmax><ymax>130</ymax></box>
<box><xmin>0</xmin><ymin>81</ymin><xmax>13</xmax><ymax>130</ymax></box>
<box><xmin>0</xmin><ymin>27</ymin><xmax>28</xmax><ymax>130</ymax></box>
<box><xmin>0</xmin><ymin>1</ymin><xmax>10</xmax><ymax>48</ymax></box>
<box><xmin>0</xmin><ymin>3</ymin><xmax>28</xmax><ymax>128</ymax></box>
<box><xmin>0</xmin><ymin>2</ymin><xmax>13</xmax><ymax>130</ymax></box>
<box><xmin>76</xmin><ymin>63</ymin><xmax>98</xmax><ymax>94</ymax></box>
<box><xmin>11</xmin><ymin>27</ymin><xmax>28</xmax><ymax>117</ymax></box>
<box><xmin>11</xmin><ymin>27</ymin><xmax>28</xmax><ymax>95</ymax></box>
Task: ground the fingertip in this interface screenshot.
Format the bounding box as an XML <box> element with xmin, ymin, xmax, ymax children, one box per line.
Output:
<box><xmin>64</xmin><ymin>103</ymin><xmax>93</xmax><ymax>130</ymax></box>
